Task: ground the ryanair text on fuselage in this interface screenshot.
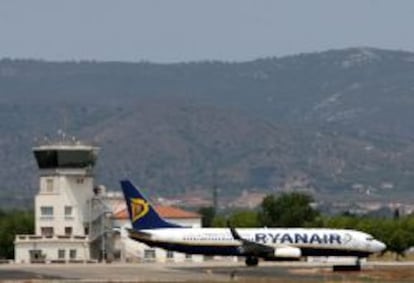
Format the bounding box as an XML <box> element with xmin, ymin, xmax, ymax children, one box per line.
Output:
<box><xmin>254</xmin><ymin>232</ymin><xmax>346</xmax><ymax>245</ymax></box>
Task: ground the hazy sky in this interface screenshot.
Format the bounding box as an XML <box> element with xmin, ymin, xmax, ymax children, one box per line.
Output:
<box><xmin>1</xmin><ymin>0</ymin><xmax>414</xmax><ymax>62</ymax></box>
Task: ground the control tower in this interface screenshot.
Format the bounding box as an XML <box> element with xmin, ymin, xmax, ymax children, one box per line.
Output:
<box><xmin>33</xmin><ymin>143</ymin><xmax>98</xmax><ymax>236</ymax></box>
<box><xmin>15</xmin><ymin>139</ymin><xmax>100</xmax><ymax>263</ymax></box>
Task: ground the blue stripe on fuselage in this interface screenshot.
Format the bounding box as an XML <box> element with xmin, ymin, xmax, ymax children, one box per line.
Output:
<box><xmin>130</xmin><ymin>236</ymin><xmax>371</xmax><ymax>258</ymax></box>
<box><xmin>135</xmin><ymin>237</ymin><xmax>240</xmax><ymax>256</ymax></box>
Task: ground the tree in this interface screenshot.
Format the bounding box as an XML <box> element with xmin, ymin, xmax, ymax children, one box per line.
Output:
<box><xmin>211</xmin><ymin>214</ymin><xmax>227</xmax><ymax>227</ymax></box>
<box><xmin>198</xmin><ymin>206</ymin><xmax>216</xmax><ymax>227</ymax></box>
<box><xmin>258</xmin><ymin>192</ymin><xmax>318</xmax><ymax>227</ymax></box>
<box><xmin>228</xmin><ymin>210</ymin><xmax>258</xmax><ymax>227</ymax></box>
<box><xmin>387</xmin><ymin>228</ymin><xmax>412</xmax><ymax>260</ymax></box>
<box><xmin>210</xmin><ymin>210</ymin><xmax>259</xmax><ymax>227</ymax></box>
<box><xmin>0</xmin><ymin>210</ymin><xmax>34</xmax><ymax>259</ymax></box>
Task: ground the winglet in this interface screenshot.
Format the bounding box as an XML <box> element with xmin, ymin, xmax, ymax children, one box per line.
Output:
<box><xmin>228</xmin><ymin>223</ymin><xmax>243</xmax><ymax>241</ymax></box>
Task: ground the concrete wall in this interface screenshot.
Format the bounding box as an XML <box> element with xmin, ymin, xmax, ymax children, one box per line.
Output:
<box><xmin>14</xmin><ymin>236</ymin><xmax>90</xmax><ymax>263</ymax></box>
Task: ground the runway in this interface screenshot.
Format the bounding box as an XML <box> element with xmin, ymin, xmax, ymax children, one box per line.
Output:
<box><xmin>1</xmin><ymin>261</ymin><xmax>414</xmax><ymax>282</ymax></box>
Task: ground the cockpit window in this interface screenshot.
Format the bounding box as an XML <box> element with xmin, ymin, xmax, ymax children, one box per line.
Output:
<box><xmin>366</xmin><ymin>237</ymin><xmax>374</xmax><ymax>241</ymax></box>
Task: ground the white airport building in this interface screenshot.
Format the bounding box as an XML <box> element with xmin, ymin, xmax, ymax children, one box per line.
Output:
<box><xmin>14</xmin><ymin>140</ymin><xmax>203</xmax><ymax>264</ymax></box>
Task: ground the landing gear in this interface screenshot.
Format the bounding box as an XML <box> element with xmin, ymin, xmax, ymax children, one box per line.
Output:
<box><xmin>245</xmin><ymin>256</ymin><xmax>259</xmax><ymax>267</ymax></box>
<box><xmin>332</xmin><ymin>258</ymin><xmax>362</xmax><ymax>272</ymax></box>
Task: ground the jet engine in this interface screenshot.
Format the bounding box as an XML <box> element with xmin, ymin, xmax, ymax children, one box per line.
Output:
<box><xmin>274</xmin><ymin>246</ymin><xmax>301</xmax><ymax>258</ymax></box>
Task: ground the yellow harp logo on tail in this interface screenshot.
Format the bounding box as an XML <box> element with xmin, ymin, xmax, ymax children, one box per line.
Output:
<box><xmin>130</xmin><ymin>198</ymin><xmax>149</xmax><ymax>222</ymax></box>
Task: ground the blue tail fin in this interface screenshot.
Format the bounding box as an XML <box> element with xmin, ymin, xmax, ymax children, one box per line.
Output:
<box><xmin>120</xmin><ymin>180</ymin><xmax>181</xmax><ymax>230</ymax></box>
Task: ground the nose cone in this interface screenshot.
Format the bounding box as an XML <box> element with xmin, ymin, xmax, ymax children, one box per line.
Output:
<box><xmin>373</xmin><ymin>240</ymin><xmax>386</xmax><ymax>253</ymax></box>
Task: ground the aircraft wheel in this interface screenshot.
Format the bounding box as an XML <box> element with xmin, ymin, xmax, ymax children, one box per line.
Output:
<box><xmin>245</xmin><ymin>256</ymin><xmax>259</xmax><ymax>266</ymax></box>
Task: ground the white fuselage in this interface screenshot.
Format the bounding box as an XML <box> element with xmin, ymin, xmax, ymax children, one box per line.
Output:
<box><xmin>129</xmin><ymin>227</ymin><xmax>385</xmax><ymax>258</ymax></box>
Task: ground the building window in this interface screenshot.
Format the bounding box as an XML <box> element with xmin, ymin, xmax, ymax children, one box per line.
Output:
<box><xmin>185</xmin><ymin>254</ymin><xmax>192</xmax><ymax>260</ymax></box>
<box><xmin>84</xmin><ymin>226</ymin><xmax>89</xmax><ymax>235</ymax></box>
<box><xmin>46</xmin><ymin>179</ymin><xmax>54</xmax><ymax>193</ymax></box>
<box><xmin>29</xmin><ymin>250</ymin><xmax>44</xmax><ymax>263</ymax></box>
<box><xmin>40</xmin><ymin>206</ymin><xmax>53</xmax><ymax>216</ymax></box>
<box><xmin>166</xmin><ymin>250</ymin><xmax>174</xmax><ymax>259</ymax></box>
<box><xmin>65</xmin><ymin>227</ymin><xmax>73</xmax><ymax>236</ymax></box>
<box><xmin>76</xmin><ymin>178</ymin><xmax>84</xmax><ymax>184</ymax></box>
<box><xmin>69</xmin><ymin>249</ymin><xmax>77</xmax><ymax>259</ymax></box>
<box><xmin>64</xmin><ymin>206</ymin><xmax>73</xmax><ymax>217</ymax></box>
<box><xmin>58</xmin><ymin>249</ymin><xmax>65</xmax><ymax>259</ymax></box>
<box><xmin>40</xmin><ymin>227</ymin><xmax>54</xmax><ymax>236</ymax></box>
<box><xmin>144</xmin><ymin>249</ymin><xmax>156</xmax><ymax>260</ymax></box>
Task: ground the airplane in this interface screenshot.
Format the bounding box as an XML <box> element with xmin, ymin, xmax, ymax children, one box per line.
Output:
<box><xmin>120</xmin><ymin>179</ymin><xmax>386</xmax><ymax>266</ymax></box>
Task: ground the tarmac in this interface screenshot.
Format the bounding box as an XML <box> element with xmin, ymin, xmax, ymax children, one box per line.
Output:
<box><xmin>0</xmin><ymin>260</ymin><xmax>414</xmax><ymax>282</ymax></box>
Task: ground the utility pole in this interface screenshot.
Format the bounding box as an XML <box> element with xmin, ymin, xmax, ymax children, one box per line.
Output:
<box><xmin>213</xmin><ymin>184</ymin><xmax>218</xmax><ymax>214</ymax></box>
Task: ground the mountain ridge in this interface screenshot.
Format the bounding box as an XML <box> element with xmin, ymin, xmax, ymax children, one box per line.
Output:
<box><xmin>1</xmin><ymin>47</ymin><xmax>414</xmax><ymax>207</ymax></box>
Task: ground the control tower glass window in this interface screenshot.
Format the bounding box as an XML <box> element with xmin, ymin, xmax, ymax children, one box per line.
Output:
<box><xmin>34</xmin><ymin>149</ymin><xmax>97</xmax><ymax>169</ymax></box>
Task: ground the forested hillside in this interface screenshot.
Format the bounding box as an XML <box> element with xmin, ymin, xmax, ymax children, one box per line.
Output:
<box><xmin>1</xmin><ymin>47</ymin><xmax>414</xmax><ymax>207</ymax></box>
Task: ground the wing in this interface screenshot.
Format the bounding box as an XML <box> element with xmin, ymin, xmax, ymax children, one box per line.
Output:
<box><xmin>229</xmin><ymin>227</ymin><xmax>302</xmax><ymax>259</ymax></box>
<box><xmin>229</xmin><ymin>226</ymin><xmax>274</xmax><ymax>256</ymax></box>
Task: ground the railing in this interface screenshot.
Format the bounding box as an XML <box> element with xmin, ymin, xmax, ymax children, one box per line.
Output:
<box><xmin>15</xmin><ymin>234</ymin><xmax>88</xmax><ymax>242</ymax></box>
